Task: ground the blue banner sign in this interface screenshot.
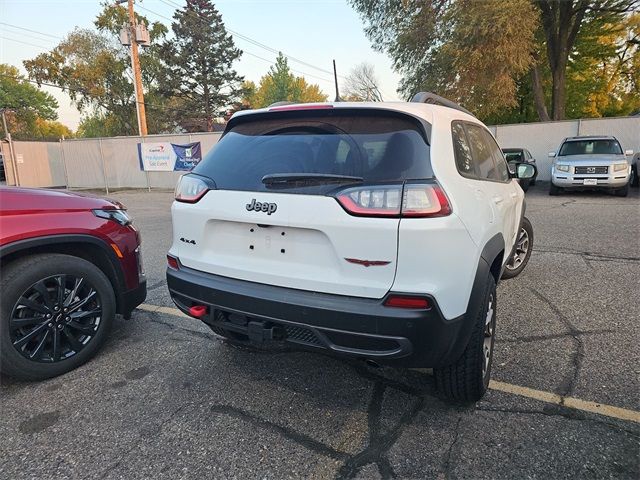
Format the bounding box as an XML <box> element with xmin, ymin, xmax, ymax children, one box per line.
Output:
<box><xmin>138</xmin><ymin>142</ymin><xmax>202</xmax><ymax>171</ymax></box>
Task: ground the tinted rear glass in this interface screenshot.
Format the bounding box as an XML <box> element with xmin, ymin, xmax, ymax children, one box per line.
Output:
<box><xmin>503</xmin><ymin>151</ymin><xmax>524</xmax><ymax>162</ymax></box>
<box><xmin>193</xmin><ymin>110</ymin><xmax>432</xmax><ymax>193</ymax></box>
<box><xmin>559</xmin><ymin>139</ymin><xmax>622</xmax><ymax>156</ymax></box>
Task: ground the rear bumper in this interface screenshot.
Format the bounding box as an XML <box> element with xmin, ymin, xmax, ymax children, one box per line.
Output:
<box><xmin>166</xmin><ymin>265</ymin><xmax>476</xmax><ymax>368</ymax></box>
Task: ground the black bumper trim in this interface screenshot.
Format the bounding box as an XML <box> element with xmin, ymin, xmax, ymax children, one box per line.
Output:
<box><xmin>166</xmin><ymin>266</ymin><xmax>479</xmax><ymax>368</ymax></box>
<box><xmin>120</xmin><ymin>278</ymin><xmax>147</xmax><ymax>317</ymax></box>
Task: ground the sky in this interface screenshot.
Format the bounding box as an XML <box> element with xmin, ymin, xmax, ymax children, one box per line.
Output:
<box><xmin>0</xmin><ymin>0</ymin><xmax>402</xmax><ymax>130</ymax></box>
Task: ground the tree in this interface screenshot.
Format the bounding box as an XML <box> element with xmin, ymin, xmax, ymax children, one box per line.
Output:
<box><xmin>32</xmin><ymin>119</ymin><xmax>74</xmax><ymax>140</ymax></box>
<box><xmin>242</xmin><ymin>53</ymin><xmax>328</xmax><ymax>108</ymax></box>
<box><xmin>349</xmin><ymin>0</ymin><xmax>539</xmax><ymax>118</ymax></box>
<box><xmin>533</xmin><ymin>0</ymin><xmax>636</xmax><ymax>120</ymax></box>
<box><xmin>159</xmin><ymin>0</ymin><xmax>244</xmax><ymax>131</ymax></box>
<box><xmin>0</xmin><ymin>64</ymin><xmax>62</xmax><ymax>140</ymax></box>
<box><xmin>343</xmin><ymin>63</ymin><xmax>382</xmax><ymax>101</ymax></box>
<box><xmin>565</xmin><ymin>11</ymin><xmax>640</xmax><ymax>117</ymax></box>
<box><xmin>349</xmin><ymin>0</ymin><xmax>637</xmax><ymax>121</ymax></box>
<box><xmin>24</xmin><ymin>4</ymin><xmax>170</xmax><ymax>137</ymax></box>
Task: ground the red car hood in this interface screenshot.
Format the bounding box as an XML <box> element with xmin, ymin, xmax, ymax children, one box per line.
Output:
<box><xmin>0</xmin><ymin>187</ymin><xmax>122</xmax><ymax>214</ymax></box>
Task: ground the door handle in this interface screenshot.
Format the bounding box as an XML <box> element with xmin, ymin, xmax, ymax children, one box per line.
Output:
<box><xmin>510</xmin><ymin>192</ymin><xmax>518</xmax><ymax>198</ymax></box>
<box><xmin>492</xmin><ymin>196</ymin><xmax>504</xmax><ymax>204</ymax></box>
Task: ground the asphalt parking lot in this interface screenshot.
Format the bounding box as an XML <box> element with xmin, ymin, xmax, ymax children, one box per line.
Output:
<box><xmin>1</xmin><ymin>184</ymin><xmax>639</xmax><ymax>479</ymax></box>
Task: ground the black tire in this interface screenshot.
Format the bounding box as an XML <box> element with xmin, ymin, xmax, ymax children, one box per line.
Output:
<box><xmin>614</xmin><ymin>183</ymin><xmax>629</xmax><ymax>197</ymax></box>
<box><xmin>434</xmin><ymin>274</ymin><xmax>497</xmax><ymax>402</ymax></box>
<box><xmin>519</xmin><ymin>179</ymin><xmax>530</xmax><ymax>193</ymax></box>
<box><xmin>0</xmin><ymin>254</ymin><xmax>115</xmax><ymax>380</ymax></box>
<box><xmin>501</xmin><ymin>217</ymin><xmax>533</xmax><ymax>280</ymax></box>
<box><xmin>549</xmin><ymin>183</ymin><xmax>561</xmax><ymax>195</ymax></box>
<box><xmin>631</xmin><ymin>166</ymin><xmax>639</xmax><ymax>187</ymax></box>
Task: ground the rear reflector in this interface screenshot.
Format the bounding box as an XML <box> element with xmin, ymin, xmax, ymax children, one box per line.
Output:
<box><xmin>188</xmin><ymin>305</ymin><xmax>207</xmax><ymax>318</ymax></box>
<box><xmin>167</xmin><ymin>255</ymin><xmax>179</xmax><ymax>270</ymax></box>
<box><xmin>384</xmin><ymin>295</ymin><xmax>430</xmax><ymax>309</ymax></box>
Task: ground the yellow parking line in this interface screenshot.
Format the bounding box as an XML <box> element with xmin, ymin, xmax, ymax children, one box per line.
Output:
<box><xmin>489</xmin><ymin>380</ymin><xmax>640</xmax><ymax>424</ymax></box>
<box><xmin>137</xmin><ymin>303</ymin><xmax>640</xmax><ymax>424</ymax></box>
<box><xmin>138</xmin><ymin>303</ymin><xmax>189</xmax><ymax>318</ymax></box>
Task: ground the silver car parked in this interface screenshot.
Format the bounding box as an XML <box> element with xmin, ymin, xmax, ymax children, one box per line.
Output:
<box><xmin>549</xmin><ymin>135</ymin><xmax>633</xmax><ymax>197</ymax></box>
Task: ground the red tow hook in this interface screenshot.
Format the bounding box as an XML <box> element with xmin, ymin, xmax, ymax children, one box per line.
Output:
<box><xmin>188</xmin><ymin>305</ymin><xmax>207</xmax><ymax>318</ymax></box>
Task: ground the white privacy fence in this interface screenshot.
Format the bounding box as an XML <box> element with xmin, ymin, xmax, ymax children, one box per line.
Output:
<box><xmin>2</xmin><ymin>116</ymin><xmax>638</xmax><ymax>188</ymax></box>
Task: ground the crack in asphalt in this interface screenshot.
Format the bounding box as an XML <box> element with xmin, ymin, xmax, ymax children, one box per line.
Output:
<box><xmin>497</xmin><ymin>328</ymin><xmax>616</xmax><ymax>344</ymax></box>
<box><xmin>210</xmin><ymin>404</ymin><xmax>349</xmax><ymax>461</ymax></box>
<box><xmin>534</xmin><ymin>246</ymin><xmax>640</xmax><ymax>264</ymax></box>
<box><xmin>529</xmin><ymin>288</ymin><xmax>584</xmax><ymax>399</ymax></box>
<box><xmin>441</xmin><ymin>416</ymin><xmax>463</xmax><ymax>480</ymax></box>
<box><xmin>335</xmin><ymin>381</ymin><xmax>425</xmax><ymax>480</ymax></box>
<box><xmin>120</xmin><ymin>309</ymin><xmax>637</xmax><ymax>478</ymax></box>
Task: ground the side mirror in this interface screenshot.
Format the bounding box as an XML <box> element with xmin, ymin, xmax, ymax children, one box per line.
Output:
<box><xmin>507</xmin><ymin>163</ymin><xmax>516</xmax><ymax>175</ymax></box>
<box><xmin>625</xmin><ymin>149</ymin><xmax>634</xmax><ymax>156</ymax></box>
<box><xmin>548</xmin><ymin>151</ymin><xmax>556</xmax><ymax>158</ymax></box>
<box><xmin>517</xmin><ymin>163</ymin><xmax>536</xmax><ymax>179</ymax></box>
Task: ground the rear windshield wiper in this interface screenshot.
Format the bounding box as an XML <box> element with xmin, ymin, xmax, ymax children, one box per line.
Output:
<box><xmin>262</xmin><ymin>173</ymin><xmax>364</xmax><ymax>186</ymax></box>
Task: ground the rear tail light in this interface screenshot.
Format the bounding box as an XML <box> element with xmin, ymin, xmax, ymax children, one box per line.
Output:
<box><xmin>336</xmin><ymin>185</ymin><xmax>401</xmax><ymax>217</ymax></box>
<box><xmin>384</xmin><ymin>295</ymin><xmax>430</xmax><ymax>309</ymax></box>
<box><xmin>175</xmin><ymin>175</ymin><xmax>208</xmax><ymax>203</ymax></box>
<box><xmin>167</xmin><ymin>255</ymin><xmax>179</xmax><ymax>270</ymax></box>
<box><xmin>335</xmin><ymin>182</ymin><xmax>451</xmax><ymax>218</ymax></box>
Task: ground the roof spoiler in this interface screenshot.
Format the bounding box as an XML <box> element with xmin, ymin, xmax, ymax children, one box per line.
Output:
<box><xmin>410</xmin><ymin>92</ymin><xmax>475</xmax><ymax>118</ymax></box>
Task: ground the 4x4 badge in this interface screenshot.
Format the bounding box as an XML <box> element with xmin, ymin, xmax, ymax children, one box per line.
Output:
<box><xmin>246</xmin><ymin>199</ymin><xmax>277</xmax><ymax>215</ymax></box>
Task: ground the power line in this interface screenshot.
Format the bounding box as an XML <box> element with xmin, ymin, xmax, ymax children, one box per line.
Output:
<box><xmin>0</xmin><ymin>35</ymin><xmax>51</xmax><ymax>51</ymax></box>
<box><xmin>155</xmin><ymin>0</ymin><xmax>346</xmax><ymax>80</ymax></box>
<box><xmin>0</xmin><ymin>22</ymin><xmax>63</xmax><ymax>40</ymax></box>
<box><xmin>137</xmin><ymin>3</ymin><xmax>334</xmax><ymax>84</ymax></box>
<box><xmin>0</xmin><ymin>73</ymin><xmax>195</xmax><ymax>115</ymax></box>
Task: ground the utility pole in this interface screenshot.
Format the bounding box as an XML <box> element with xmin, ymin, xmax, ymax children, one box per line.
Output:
<box><xmin>121</xmin><ymin>0</ymin><xmax>147</xmax><ymax>136</ymax></box>
<box><xmin>1</xmin><ymin>109</ymin><xmax>20</xmax><ymax>186</ymax></box>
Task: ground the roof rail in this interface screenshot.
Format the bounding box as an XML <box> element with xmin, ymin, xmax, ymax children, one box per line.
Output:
<box><xmin>410</xmin><ymin>92</ymin><xmax>475</xmax><ymax>117</ymax></box>
<box><xmin>267</xmin><ymin>101</ymin><xmax>296</xmax><ymax>108</ymax></box>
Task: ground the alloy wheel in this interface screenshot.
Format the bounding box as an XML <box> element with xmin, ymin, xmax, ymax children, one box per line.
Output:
<box><xmin>9</xmin><ymin>274</ymin><xmax>102</xmax><ymax>362</ymax></box>
<box><xmin>482</xmin><ymin>293</ymin><xmax>495</xmax><ymax>379</ymax></box>
<box><xmin>505</xmin><ymin>227</ymin><xmax>529</xmax><ymax>271</ymax></box>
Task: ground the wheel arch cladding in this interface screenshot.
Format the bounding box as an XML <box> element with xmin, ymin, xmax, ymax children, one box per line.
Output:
<box><xmin>481</xmin><ymin>233</ymin><xmax>505</xmax><ymax>285</ymax></box>
<box><xmin>0</xmin><ymin>235</ymin><xmax>126</xmax><ymax>314</ymax></box>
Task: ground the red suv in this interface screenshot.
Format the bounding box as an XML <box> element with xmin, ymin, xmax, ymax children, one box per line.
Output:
<box><xmin>0</xmin><ymin>187</ymin><xmax>146</xmax><ymax>380</ymax></box>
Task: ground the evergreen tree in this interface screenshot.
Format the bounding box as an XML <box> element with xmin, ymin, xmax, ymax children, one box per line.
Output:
<box><xmin>160</xmin><ymin>0</ymin><xmax>243</xmax><ymax>131</ymax></box>
<box><xmin>243</xmin><ymin>53</ymin><xmax>328</xmax><ymax>108</ymax></box>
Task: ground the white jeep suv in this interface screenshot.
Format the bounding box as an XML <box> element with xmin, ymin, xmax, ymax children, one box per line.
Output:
<box><xmin>167</xmin><ymin>93</ymin><xmax>536</xmax><ymax>401</ymax></box>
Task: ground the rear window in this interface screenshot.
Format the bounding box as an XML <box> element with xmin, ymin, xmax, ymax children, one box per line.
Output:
<box><xmin>559</xmin><ymin>139</ymin><xmax>622</xmax><ymax>156</ymax></box>
<box><xmin>193</xmin><ymin>110</ymin><xmax>432</xmax><ymax>193</ymax></box>
<box><xmin>503</xmin><ymin>151</ymin><xmax>524</xmax><ymax>162</ymax></box>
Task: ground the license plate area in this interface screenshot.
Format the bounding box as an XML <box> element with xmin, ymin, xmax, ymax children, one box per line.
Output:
<box><xmin>583</xmin><ymin>178</ymin><xmax>598</xmax><ymax>186</ymax></box>
<box><xmin>248</xmin><ymin>225</ymin><xmax>290</xmax><ymax>255</ymax></box>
